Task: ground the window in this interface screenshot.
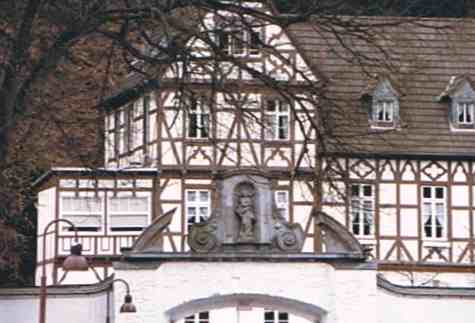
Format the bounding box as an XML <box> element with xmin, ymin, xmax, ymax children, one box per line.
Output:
<box><xmin>456</xmin><ymin>102</ymin><xmax>474</xmax><ymax>125</ymax></box>
<box><xmin>188</xmin><ymin>99</ymin><xmax>210</xmax><ymax>139</ymax></box>
<box><xmin>350</xmin><ymin>184</ymin><xmax>374</xmax><ymax>236</ymax></box>
<box><xmin>374</xmin><ymin>100</ymin><xmax>394</xmax><ymax>122</ymax></box>
<box><xmin>275</xmin><ymin>191</ymin><xmax>289</xmax><ymax>220</ymax></box>
<box><xmin>107</xmin><ymin>93</ymin><xmax>154</xmax><ymax>163</ymax></box>
<box><xmin>108</xmin><ymin>192</ymin><xmax>151</xmax><ymax>232</ymax></box>
<box><xmin>422</xmin><ymin>186</ymin><xmax>446</xmax><ymax>239</ymax></box>
<box><xmin>264</xmin><ymin>311</ymin><xmax>289</xmax><ymax>323</ymax></box>
<box><xmin>365</xmin><ymin>77</ymin><xmax>400</xmax><ymax>129</ymax></box>
<box><xmin>218</xmin><ymin>27</ymin><xmax>262</xmax><ymax>56</ymax></box>
<box><xmin>185</xmin><ymin>312</ymin><xmax>209</xmax><ymax>323</ymax></box>
<box><xmin>60</xmin><ymin>193</ymin><xmax>103</xmax><ymax>232</ymax></box>
<box><xmin>265</xmin><ymin>99</ymin><xmax>290</xmax><ymax>140</ymax></box>
<box><xmin>186</xmin><ymin>190</ymin><xmax>211</xmax><ymax>232</ymax></box>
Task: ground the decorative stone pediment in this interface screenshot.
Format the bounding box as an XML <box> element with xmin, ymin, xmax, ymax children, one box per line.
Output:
<box><xmin>188</xmin><ymin>174</ymin><xmax>304</xmax><ymax>253</ymax></box>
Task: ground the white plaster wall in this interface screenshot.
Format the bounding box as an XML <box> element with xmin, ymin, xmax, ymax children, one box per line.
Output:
<box><xmin>113</xmin><ymin>262</ymin><xmax>382</xmax><ymax>323</ymax></box>
<box><xmin>378</xmin><ymin>289</ymin><xmax>475</xmax><ymax>323</ymax></box>
<box><xmin>0</xmin><ymin>292</ymin><xmax>110</xmax><ymax>323</ymax></box>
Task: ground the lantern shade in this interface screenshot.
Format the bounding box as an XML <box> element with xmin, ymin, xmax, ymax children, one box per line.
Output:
<box><xmin>62</xmin><ymin>243</ymin><xmax>89</xmax><ymax>271</ymax></box>
<box><xmin>120</xmin><ymin>294</ymin><xmax>137</xmax><ymax>313</ymax></box>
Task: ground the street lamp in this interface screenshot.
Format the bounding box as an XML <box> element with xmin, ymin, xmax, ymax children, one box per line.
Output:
<box><xmin>38</xmin><ymin>218</ymin><xmax>89</xmax><ymax>323</ymax></box>
<box><xmin>113</xmin><ymin>278</ymin><xmax>137</xmax><ymax>313</ymax></box>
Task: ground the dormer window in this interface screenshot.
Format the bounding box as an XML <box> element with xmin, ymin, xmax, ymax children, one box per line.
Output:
<box><xmin>363</xmin><ymin>76</ymin><xmax>401</xmax><ymax>130</ymax></box>
<box><xmin>438</xmin><ymin>75</ymin><xmax>475</xmax><ymax>131</ymax></box>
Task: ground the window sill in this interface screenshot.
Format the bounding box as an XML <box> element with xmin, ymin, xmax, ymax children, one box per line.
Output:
<box><xmin>422</xmin><ymin>240</ymin><xmax>451</xmax><ymax>248</ymax></box>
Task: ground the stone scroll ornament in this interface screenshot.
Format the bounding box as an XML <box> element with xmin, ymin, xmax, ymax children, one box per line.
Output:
<box><xmin>187</xmin><ymin>216</ymin><xmax>220</xmax><ymax>253</ymax></box>
<box><xmin>272</xmin><ymin>210</ymin><xmax>305</xmax><ymax>252</ymax></box>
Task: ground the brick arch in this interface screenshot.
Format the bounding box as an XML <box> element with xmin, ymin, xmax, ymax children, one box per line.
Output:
<box><xmin>165</xmin><ymin>293</ymin><xmax>327</xmax><ymax>323</ymax></box>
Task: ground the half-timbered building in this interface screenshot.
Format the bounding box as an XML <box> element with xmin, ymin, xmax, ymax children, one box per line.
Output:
<box><xmin>26</xmin><ymin>1</ymin><xmax>475</xmax><ymax>323</ymax></box>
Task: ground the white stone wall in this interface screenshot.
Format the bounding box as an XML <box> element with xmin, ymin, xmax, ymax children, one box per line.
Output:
<box><xmin>113</xmin><ymin>262</ymin><xmax>378</xmax><ymax>323</ymax></box>
<box><xmin>0</xmin><ymin>291</ymin><xmax>110</xmax><ymax>323</ymax></box>
<box><xmin>378</xmin><ymin>289</ymin><xmax>475</xmax><ymax>323</ymax></box>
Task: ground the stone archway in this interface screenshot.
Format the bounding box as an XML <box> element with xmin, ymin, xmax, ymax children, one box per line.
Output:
<box><xmin>165</xmin><ymin>293</ymin><xmax>327</xmax><ymax>323</ymax></box>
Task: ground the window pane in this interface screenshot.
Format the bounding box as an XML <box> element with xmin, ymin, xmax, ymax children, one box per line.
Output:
<box><xmin>187</xmin><ymin>191</ymin><xmax>197</xmax><ymax>202</ymax></box>
<box><xmin>435</xmin><ymin>187</ymin><xmax>444</xmax><ymax>199</ymax></box>
<box><xmin>264</xmin><ymin>312</ymin><xmax>275</xmax><ymax>321</ymax></box>
<box><xmin>199</xmin><ymin>207</ymin><xmax>208</xmax><ymax>218</ymax></box>
<box><xmin>200</xmin><ymin>191</ymin><xmax>209</xmax><ymax>202</ymax></box>
<box><xmin>199</xmin><ymin>312</ymin><xmax>209</xmax><ymax>320</ymax></box>
<box><xmin>351</xmin><ymin>185</ymin><xmax>359</xmax><ymax>197</ymax></box>
<box><xmin>201</xmin><ymin>114</ymin><xmax>210</xmax><ymax>138</ymax></box>
<box><xmin>278</xmin><ymin>116</ymin><xmax>289</xmax><ymax>139</ymax></box>
<box><xmin>363</xmin><ymin>185</ymin><xmax>372</xmax><ymax>197</ymax></box>
<box><xmin>188</xmin><ymin>207</ymin><xmax>196</xmax><ymax>217</ymax></box>
<box><xmin>278</xmin><ymin>312</ymin><xmax>289</xmax><ymax>321</ymax></box>
<box><xmin>277</xmin><ymin>192</ymin><xmax>287</xmax><ymax>203</ymax></box>
<box><xmin>188</xmin><ymin>114</ymin><xmax>198</xmax><ymax>137</ymax></box>
<box><xmin>423</xmin><ymin>187</ymin><xmax>431</xmax><ymax>198</ymax></box>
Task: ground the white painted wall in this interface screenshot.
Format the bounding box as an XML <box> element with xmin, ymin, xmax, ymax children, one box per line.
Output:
<box><xmin>378</xmin><ymin>289</ymin><xmax>475</xmax><ymax>323</ymax></box>
<box><xmin>113</xmin><ymin>262</ymin><xmax>379</xmax><ymax>323</ymax></box>
<box><xmin>0</xmin><ymin>291</ymin><xmax>110</xmax><ymax>323</ymax></box>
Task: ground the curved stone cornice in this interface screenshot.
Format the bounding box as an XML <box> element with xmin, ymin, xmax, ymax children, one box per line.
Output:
<box><xmin>314</xmin><ymin>210</ymin><xmax>365</xmax><ymax>256</ymax></box>
<box><xmin>377</xmin><ymin>274</ymin><xmax>475</xmax><ymax>298</ymax></box>
<box><xmin>130</xmin><ymin>208</ymin><xmax>177</xmax><ymax>253</ymax></box>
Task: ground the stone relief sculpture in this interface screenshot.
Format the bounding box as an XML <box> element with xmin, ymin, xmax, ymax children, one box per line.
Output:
<box><xmin>187</xmin><ymin>174</ymin><xmax>305</xmax><ymax>253</ymax></box>
<box><xmin>234</xmin><ymin>182</ymin><xmax>257</xmax><ymax>242</ymax></box>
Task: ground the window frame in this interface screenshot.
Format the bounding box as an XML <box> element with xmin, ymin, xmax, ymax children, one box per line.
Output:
<box><xmin>106</xmin><ymin>191</ymin><xmax>152</xmax><ymax>235</ymax></box>
<box><xmin>185</xmin><ymin>189</ymin><xmax>211</xmax><ymax>233</ymax></box>
<box><xmin>421</xmin><ymin>186</ymin><xmax>447</xmax><ymax>240</ymax></box>
<box><xmin>264</xmin><ymin>310</ymin><xmax>289</xmax><ymax>323</ymax></box>
<box><xmin>274</xmin><ymin>190</ymin><xmax>289</xmax><ymax>220</ymax></box>
<box><xmin>374</xmin><ymin>100</ymin><xmax>395</xmax><ymax>123</ymax></box>
<box><xmin>187</xmin><ymin>98</ymin><xmax>211</xmax><ymax>139</ymax></box>
<box><xmin>264</xmin><ymin>98</ymin><xmax>291</xmax><ymax>141</ymax></box>
<box><xmin>218</xmin><ymin>21</ymin><xmax>263</xmax><ymax>58</ymax></box>
<box><xmin>453</xmin><ymin>100</ymin><xmax>475</xmax><ymax>129</ymax></box>
<box><xmin>59</xmin><ymin>191</ymin><xmax>105</xmax><ymax>235</ymax></box>
<box><xmin>184</xmin><ymin>312</ymin><xmax>209</xmax><ymax>323</ymax></box>
<box><xmin>350</xmin><ymin>183</ymin><xmax>374</xmax><ymax>237</ymax></box>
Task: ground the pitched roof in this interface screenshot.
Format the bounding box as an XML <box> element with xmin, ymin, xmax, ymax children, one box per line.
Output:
<box><xmin>289</xmin><ymin>17</ymin><xmax>475</xmax><ymax>158</ymax></box>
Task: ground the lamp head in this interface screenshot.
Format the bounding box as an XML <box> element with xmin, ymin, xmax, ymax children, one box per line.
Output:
<box><xmin>62</xmin><ymin>243</ymin><xmax>89</xmax><ymax>271</ymax></box>
<box><xmin>120</xmin><ymin>294</ymin><xmax>137</xmax><ymax>313</ymax></box>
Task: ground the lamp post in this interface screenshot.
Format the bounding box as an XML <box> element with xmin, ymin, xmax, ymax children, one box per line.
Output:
<box><xmin>38</xmin><ymin>218</ymin><xmax>89</xmax><ymax>323</ymax></box>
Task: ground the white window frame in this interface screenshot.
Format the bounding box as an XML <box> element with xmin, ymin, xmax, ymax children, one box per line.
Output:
<box><xmin>264</xmin><ymin>99</ymin><xmax>290</xmax><ymax>140</ymax></box>
<box><xmin>350</xmin><ymin>184</ymin><xmax>374</xmax><ymax>237</ymax></box>
<box><xmin>421</xmin><ymin>186</ymin><xmax>447</xmax><ymax>240</ymax></box>
<box><xmin>107</xmin><ymin>191</ymin><xmax>151</xmax><ymax>235</ymax></box>
<box><xmin>185</xmin><ymin>190</ymin><xmax>211</xmax><ymax>233</ymax></box>
<box><xmin>275</xmin><ymin>191</ymin><xmax>289</xmax><ymax>220</ymax></box>
<box><xmin>374</xmin><ymin>100</ymin><xmax>394</xmax><ymax>123</ymax></box>
<box><xmin>187</xmin><ymin>99</ymin><xmax>210</xmax><ymax>139</ymax></box>
<box><xmin>456</xmin><ymin>102</ymin><xmax>474</xmax><ymax>125</ymax></box>
<box><xmin>59</xmin><ymin>191</ymin><xmax>105</xmax><ymax>235</ymax></box>
<box><xmin>184</xmin><ymin>312</ymin><xmax>209</xmax><ymax>323</ymax></box>
<box><xmin>264</xmin><ymin>310</ymin><xmax>289</xmax><ymax>323</ymax></box>
<box><xmin>219</xmin><ymin>24</ymin><xmax>263</xmax><ymax>57</ymax></box>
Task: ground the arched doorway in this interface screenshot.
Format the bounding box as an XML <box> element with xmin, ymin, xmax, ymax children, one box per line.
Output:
<box><xmin>165</xmin><ymin>294</ymin><xmax>327</xmax><ymax>323</ymax></box>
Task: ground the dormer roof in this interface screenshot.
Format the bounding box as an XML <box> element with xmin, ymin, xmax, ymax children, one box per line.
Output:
<box><xmin>437</xmin><ymin>75</ymin><xmax>475</xmax><ymax>102</ymax></box>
